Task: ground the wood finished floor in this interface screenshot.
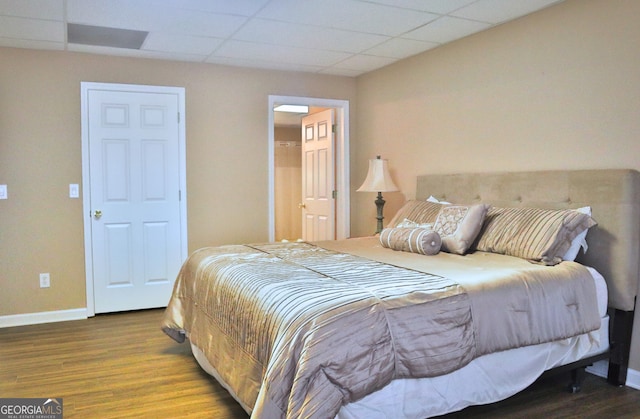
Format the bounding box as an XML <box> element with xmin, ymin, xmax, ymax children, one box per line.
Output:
<box><xmin>1</xmin><ymin>309</ymin><xmax>639</xmax><ymax>418</ymax></box>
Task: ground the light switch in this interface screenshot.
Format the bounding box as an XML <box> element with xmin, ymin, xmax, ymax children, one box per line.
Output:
<box><xmin>0</xmin><ymin>184</ymin><xmax>7</xmax><ymax>200</ymax></box>
<box><xmin>69</xmin><ymin>184</ymin><xmax>79</xmax><ymax>198</ymax></box>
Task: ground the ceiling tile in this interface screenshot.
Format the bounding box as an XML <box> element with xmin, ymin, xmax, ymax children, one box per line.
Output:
<box><xmin>332</xmin><ymin>54</ymin><xmax>397</xmax><ymax>72</ymax></box>
<box><xmin>258</xmin><ymin>0</ymin><xmax>439</xmax><ymax>37</ymax></box>
<box><xmin>143</xmin><ymin>33</ymin><xmax>223</xmax><ymax>55</ymax></box>
<box><xmin>67</xmin><ymin>0</ymin><xmax>153</xmax><ymax>29</ymax></box>
<box><xmin>174</xmin><ymin>0</ymin><xmax>271</xmax><ymax>16</ymax></box>
<box><xmin>361</xmin><ymin>0</ymin><xmax>477</xmax><ymax>14</ymax></box>
<box><xmin>214</xmin><ymin>40</ymin><xmax>352</xmax><ymax>67</ymax></box>
<box><xmin>403</xmin><ymin>16</ymin><xmax>491</xmax><ymax>44</ymax></box>
<box><xmin>452</xmin><ymin>0</ymin><xmax>561</xmax><ymax>24</ymax></box>
<box><xmin>156</xmin><ymin>9</ymin><xmax>248</xmax><ymax>38</ymax></box>
<box><xmin>205</xmin><ymin>55</ymin><xmax>326</xmax><ymax>74</ymax></box>
<box><xmin>68</xmin><ymin>42</ymin><xmax>208</xmax><ymax>62</ymax></box>
<box><xmin>364</xmin><ymin>37</ymin><xmax>439</xmax><ymax>59</ymax></box>
<box><xmin>233</xmin><ymin>19</ymin><xmax>389</xmax><ymax>53</ymax></box>
<box><xmin>0</xmin><ymin>0</ymin><xmax>63</xmax><ymax>20</ymax></box>
<box><xmin>0</xmin><ymin>16</ymin><xmax>63</xmax><ymax>42</ymax></box>
<box><xmin>319</xmin><ymin>67</ymin><xmax>364</xmax><ymax>77</ymax></box>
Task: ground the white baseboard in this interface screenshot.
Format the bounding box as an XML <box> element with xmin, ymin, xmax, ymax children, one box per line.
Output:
<box><xmin>587</xmin><ymin>359</ymin><xmax>640</xmax><ymax>390</ymax></box>
<box><xmin>0</xmin><ymin>308</ymin><xmax>88</xmax><ymax>328</ymax></box>
<box><xmin>626</xmin><ymin>368</ymin><xmax>640</xmax><ymax>390</ymax></box>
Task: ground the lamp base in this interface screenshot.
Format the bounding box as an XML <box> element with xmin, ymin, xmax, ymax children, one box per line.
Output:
<box><xmin>374</xmin><ymin>192</ymin><xmax>386</xmax><ymax>234</ymax></box>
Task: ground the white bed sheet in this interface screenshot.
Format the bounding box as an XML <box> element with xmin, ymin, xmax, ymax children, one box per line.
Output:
<box><xmin>336</xmin><ymin>318</ymin><xmax>608</xmax><ymax>419</ymax></box>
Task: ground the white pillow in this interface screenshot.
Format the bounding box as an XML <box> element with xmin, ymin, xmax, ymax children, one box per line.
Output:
<box><xmin>562</xmin><ymin>206</ymin><xmax>591</xmax><ymax>261</ymax></box>
<box><xmin>426</xmin><ymin>195</ymin><xmax>451</xmax><ymax>205</ymax></box>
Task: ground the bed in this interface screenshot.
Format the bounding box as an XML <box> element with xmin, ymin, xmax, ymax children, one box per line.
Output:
<box><xmin>162</xmin><ymin>169</ymin><xmax>639</xmax><ymax>418</ymax></box>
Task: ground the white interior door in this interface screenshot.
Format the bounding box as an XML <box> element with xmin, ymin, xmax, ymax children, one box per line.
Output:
<box><xmin>84</xmin><ymin>84</ymin><xmax>186</xmax><ymax>313</ymax></box>
<box><xmin>301</xmin><ymin>109</ymin><xmax>335</xmax><ymax>241</ymax></box>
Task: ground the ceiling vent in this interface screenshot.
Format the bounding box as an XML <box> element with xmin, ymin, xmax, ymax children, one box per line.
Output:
<box><xmin>67</xmin><ymin>23</ymin><xmax>148</xmax><ymax>50</ymax></box>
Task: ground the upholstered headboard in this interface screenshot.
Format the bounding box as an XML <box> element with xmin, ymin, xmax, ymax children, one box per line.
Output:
<box><xmin>416</xmin><ymin>170</ymin><xmax>640</xmax><ymax>312</ymax></box>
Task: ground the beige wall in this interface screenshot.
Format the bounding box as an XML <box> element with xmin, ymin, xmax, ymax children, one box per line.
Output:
<box><xmin>354</xmin><ymin>0</ymin><xmax>640</xmax><ymax>373</ymax></box>
<box><xmin>0</xmin><ymin>47</ymin><xmax>356</xmax><ymax>316</ymax></box>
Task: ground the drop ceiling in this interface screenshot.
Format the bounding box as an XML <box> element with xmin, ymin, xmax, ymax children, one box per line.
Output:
<box><xmin>0</xmin><ymin>0</ymin><xmax>563</xmax><ymax>77</ymax></box>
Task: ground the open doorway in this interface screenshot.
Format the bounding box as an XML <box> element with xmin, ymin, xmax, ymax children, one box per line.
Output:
<box><xmin>268</xmin><ymin>95</ymin><xmax>350</xmax><ymax>242</ymax></box>
<box><xmin>274</xmin><ymin>117</ymin><xmax>305</xmax><ymax>242</ymax></box>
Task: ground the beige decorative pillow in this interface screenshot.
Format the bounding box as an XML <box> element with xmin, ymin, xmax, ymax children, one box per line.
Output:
<box><xmin>395</xmin><ymin>218</ymin><xmax>433</xmax><ymax>229</ymax></box>
<box><xmin>475</xmin><ymin>207</ymin><xmax>597</xmax><ymax>265</ymax></box>
<box><xmin>379</xmin><ymin>227</ymin><xmax>442</xmax><ymax>255</ymax></box>
<box><xmin>433</xmin><ymin>204</ymin><xmax>490</xmax><ymax>255</ymax></box>
<box><xmin>387</xmin><ymin>200</ymin><xmax>443</xmax><ymax>228</ymax></box>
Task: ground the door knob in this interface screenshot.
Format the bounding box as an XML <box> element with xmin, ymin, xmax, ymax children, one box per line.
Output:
<box><xmin>93</xmin><ymin>210</ymin><xmax>103</xmax><ymax>219</ymax></box>
<box><xmin>298</xmin><ymin>203</ymin><xmax>306</xmax><ymax>209</ymax></box>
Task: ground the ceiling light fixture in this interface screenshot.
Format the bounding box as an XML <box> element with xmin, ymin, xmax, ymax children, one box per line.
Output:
<box><xmin>274</xmin><ymin>105</ymin><xmax>309</xmax><ymax>113</ymax></box>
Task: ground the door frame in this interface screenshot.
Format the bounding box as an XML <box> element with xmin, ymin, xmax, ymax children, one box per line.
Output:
<box><xmin>80</xmin><ymin>82</ymin><xmax>188</xmax><ymax>317</ymax></box>
<box><xmin>268</xmin><ymin>95</ymin><xmax>350</xmax><ymax>241</ymax></box>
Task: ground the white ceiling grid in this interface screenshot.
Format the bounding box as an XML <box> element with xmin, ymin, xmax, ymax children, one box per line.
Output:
<box><xmin>0</xmin><ymin>0</ymin><xmax>563</xmax><ymax>77</ymax></box>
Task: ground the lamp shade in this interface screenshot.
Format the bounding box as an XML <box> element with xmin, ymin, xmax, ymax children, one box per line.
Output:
<box><xmin>357</xmin><ymin>156</ymin><xmax>399</xmax><ymax>193</ymax></box>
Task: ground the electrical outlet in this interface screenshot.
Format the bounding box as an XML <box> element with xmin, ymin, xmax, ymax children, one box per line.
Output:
<box><xmin>39</xmin><ymin>273</ymin><xmax>50</xmax><ymax>288</ymax></box>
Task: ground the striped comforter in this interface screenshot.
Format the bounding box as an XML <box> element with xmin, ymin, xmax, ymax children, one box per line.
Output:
<box><xmin>162</xmin><ymin>240</ymin><xmax>600</xmax><ymax>419</ymax></box>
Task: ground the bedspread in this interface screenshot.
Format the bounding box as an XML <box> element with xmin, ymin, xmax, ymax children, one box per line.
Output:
<box><xmin>162</xmin><ymin>240</ymin><xmax>600</xmax><ymax>419</ymax></box>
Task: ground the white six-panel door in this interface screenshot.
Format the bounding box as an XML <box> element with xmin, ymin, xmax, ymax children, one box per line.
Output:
<box><xmin>301</xmin><ymin>109</ymin><xmax>335</xmax><ymax>241</ymax></box>
<box><xmin>82</xmin><ymin>83</ymin><xmax>186</xmax><ymax>314</ymax></box>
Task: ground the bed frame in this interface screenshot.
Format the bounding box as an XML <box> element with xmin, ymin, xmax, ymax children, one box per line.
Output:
<box><xmin>415</xmin><ymin>169</ymin><xmax>639</xmax><ymax>388</ymax></box>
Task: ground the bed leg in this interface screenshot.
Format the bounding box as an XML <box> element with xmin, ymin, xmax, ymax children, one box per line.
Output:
<box><xmin>568</xmin><ymin>367</ymin><xmax>586</xmax><ymax>393</ymax></box>
<box><xmin>607</xmin><ymin>307</ymin><xmax>635</xmax><ymax>386</ymax></box>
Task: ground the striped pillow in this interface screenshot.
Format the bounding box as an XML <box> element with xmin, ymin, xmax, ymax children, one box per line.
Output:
<box><xmin>387</xmin><ymin>200</ymin><xmax>443</xmax><ymax>228</ymax></box>
<box><xmin>380</xmin><ymin>227</ymin><xmax>442</xmax><ymax>255</ymax></box>
<box><xmin>475</xmin><ymin>207</ymin><xmax>597</xmax><ymax>265</ymax></box>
